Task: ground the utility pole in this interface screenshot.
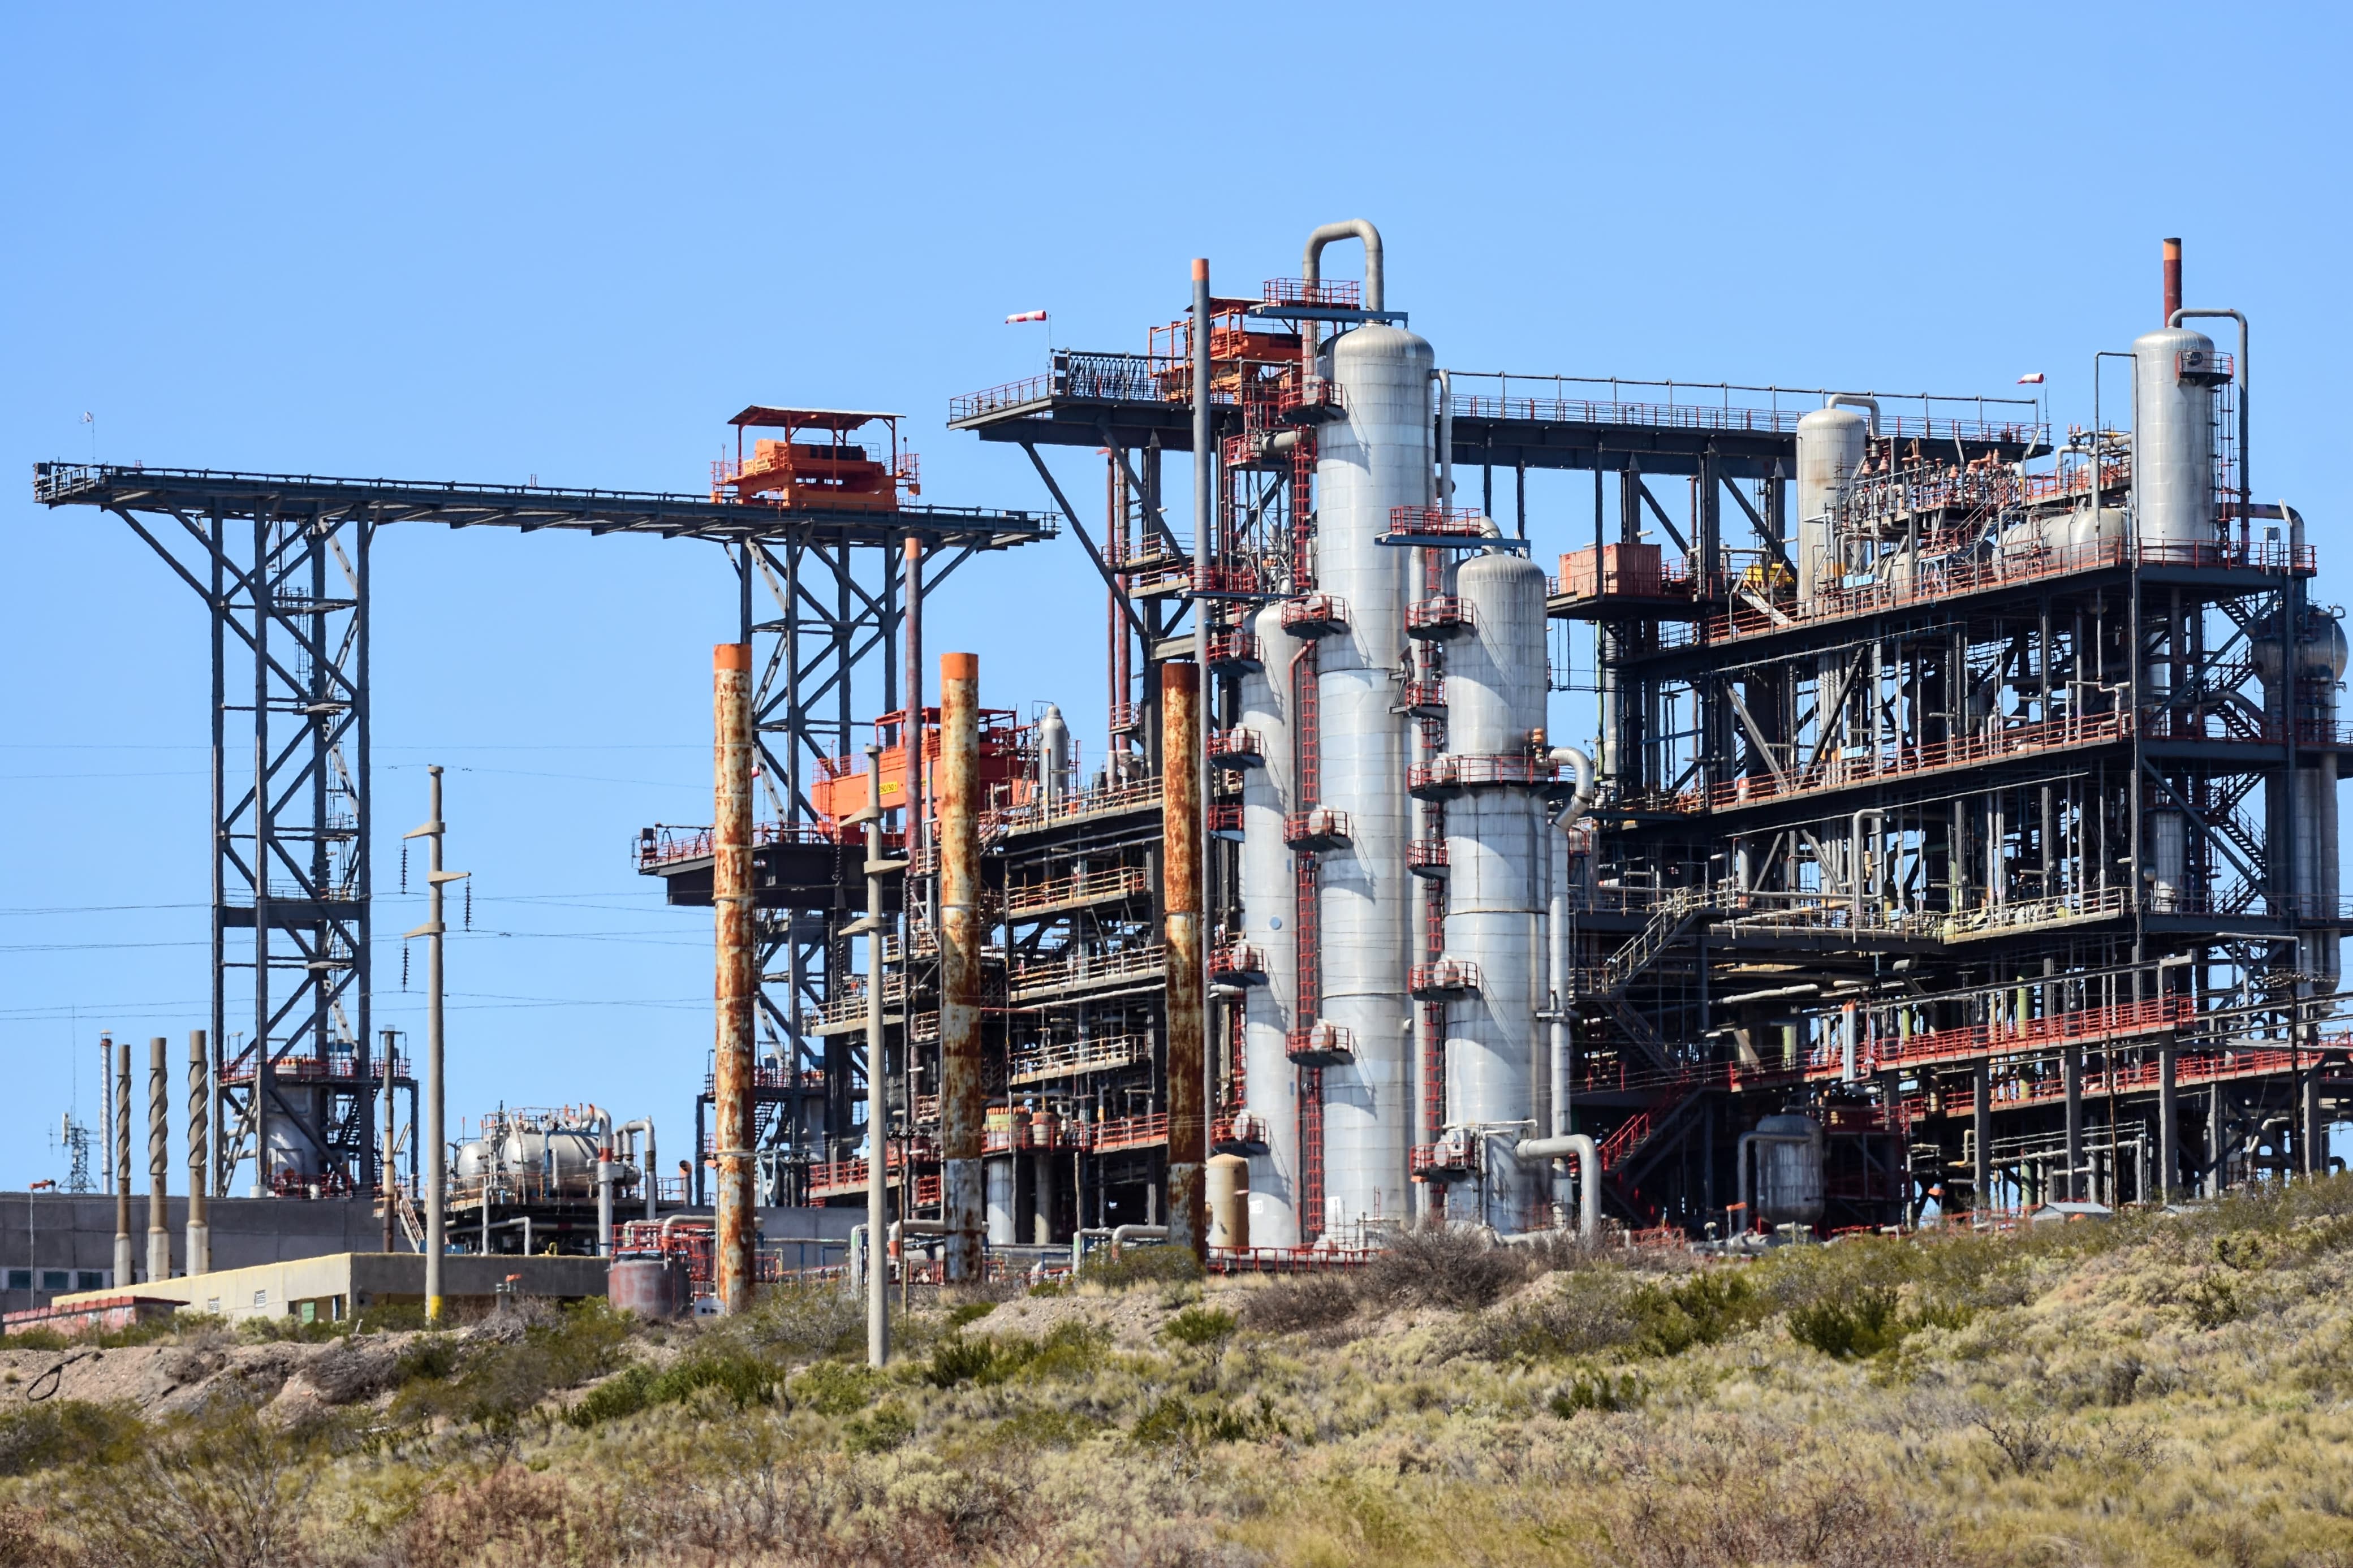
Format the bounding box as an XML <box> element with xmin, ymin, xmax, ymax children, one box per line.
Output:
<box><xmin>404</xmin><ymin>766</ymin><xmax>466</xmax><ymax>1323</ymax></box>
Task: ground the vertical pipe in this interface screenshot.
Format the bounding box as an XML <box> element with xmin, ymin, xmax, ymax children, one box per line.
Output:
<box><xmin>2063</xmin><ymin>1044</ymin><xmax>2084</xmax><ymax>1203</ymax></box>
<box><xmin>1972</xmin><ymin>1058</ymin><xmax>1991</xmax><ymax>1220</ymax></box>
<box><xmin>146</xmin><ymin>1038</ymin><xmax>169</xmax><ymax>1284</ymax></box>
<box><xmin>1190</xmin><ymin>256</ymin><xmax>1216</xmax><ymax>1195</ymax></box>
<box><xmin>2161</xmin><ymin>237</ymin><xmax>2182</xmax><ymax>326</ymax></box>
<box><xmin>186</xmin><ymin>1031</ymin><xmax>209</xmax><ymax>1274</ymax></box>
<box><xmin>252</xmin><ymin>506</ymin><xmax>272</xmax><ymax>1198</ymax></box>
<box><xmin>863</xmin><ymin>747</ymin><xmax>890</xmax><ymax>1367</ymax></box>
<box><xmin>355</xmin><ymin>512</ymin><xmax>373</xmax><ymax>1213</ymax></box>
<box><xmin>938</xmin><ymin>652</ymin><xmax>984</xmax><ymax>1281</ymax></box>
<box><xmin>420</xmin><ymin>765</ymin><xmax>453</xmax><ymax>1321</ymax></box>
<box><xmin>113</xmin><ymin>1040</ymin><xmax>131</xmax><ymax>1285</ymax></box>
<box><xmin>380</xmin><ymin>1029</ymin><xmax>397</xmax><ymax>1251</ymax></box>
<box><xmin>712</xmin><ymin>643</ymin><xmax>756</xmax><ymax>1315</ymax></box>
<box><xmin>904</xmin><ymin>537</ymin><xmax>925</xmax><ymax>852</ymax></box>
<box><xmin>209</xmin><ymin>516</ymin><xmax>225</xmax><ymax>1199</ymax></box>
<box><xmin>2158</xmin><ymin>1044</ymin><xmax>2179</xmax><ymax>1200</ymax></box>
<box><xmin>1162</xmin><ymin>662</ymin><xmax>1208</xmax><ymax>1261</ymax></box>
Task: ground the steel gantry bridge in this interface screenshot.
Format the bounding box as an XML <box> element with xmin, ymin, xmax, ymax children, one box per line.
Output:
<box><xmin>31</xmin><ymin>460</ymin><xmax>1051</xmax><ymax>1199</ymax></box>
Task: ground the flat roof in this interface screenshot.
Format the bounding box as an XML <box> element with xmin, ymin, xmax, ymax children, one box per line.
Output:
<box><xmin>727</xmin><ymin>406</ymin><xmax>900</xmax><ymax>430</ymax></box>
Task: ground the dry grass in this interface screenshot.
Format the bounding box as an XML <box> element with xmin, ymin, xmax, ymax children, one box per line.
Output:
<box><xmin>15</xmin><ymin>1185</ymin><xmax>2353</xmax><ymax>1563</ymax></box>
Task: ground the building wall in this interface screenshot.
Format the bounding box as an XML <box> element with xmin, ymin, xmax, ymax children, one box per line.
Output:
<box><xmin>0</xmin><ymin>1193</ymin><xmax>386</xmax><ymax>1311</ymax></box>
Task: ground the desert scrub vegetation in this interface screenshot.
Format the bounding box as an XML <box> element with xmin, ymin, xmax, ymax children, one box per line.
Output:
<box><xmin>14</xmin><ymin>1182</ymin><xmax>2353</xmax><ymax>1562</ymax></box>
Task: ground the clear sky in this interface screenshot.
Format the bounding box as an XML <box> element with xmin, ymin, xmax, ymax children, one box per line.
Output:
<box><xmin>2</xmin><ymin>3</ymin><xmax>2346</xmax><ymax>1188</ymax></box>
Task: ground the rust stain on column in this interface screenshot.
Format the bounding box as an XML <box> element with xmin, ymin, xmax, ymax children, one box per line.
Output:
<box><xmin>938</xmin><ymin>651</ymin><xmax>985</xmax><ymax>1281</ymax></box>
<box><xmin>712</xmin><ymin>642</ymin><xmax>756</xmax><ymax>1313</ymax></box>
<box><xmin>1161</xmin><ymin>660</ymin><xmax>1208</xmax><ymax>1261</ymax></box>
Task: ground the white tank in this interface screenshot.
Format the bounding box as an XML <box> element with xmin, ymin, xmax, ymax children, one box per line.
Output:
<box><xmin>1437</xmin><ymin>551</ymin><xmax>1551</xmax><ymax>1228</ymax></box>
<box><xmin>1312</xmin><ymin>321</ymin><xmax>1431</xmax><ymax>1235</ymax></box>
<box><xmin>501</xmin><ymin>1125</ymin><xmax>600</xmax><ymax>1197</ymax></box>
<box><xmin>1795</xmin><ymin>405</ymin><xmax>1869</xmax><ymax>602</ymax></box>
<box><xmin>2258</xmin><ymin>610</ymin><xmax>2347</xmax><ymax>977</ymax></box>
<box><xmin>1036</xmin><ymin>703</ymin><xmax>1070</xmax><ymax>809</ymax></box>
<box><xmin>1238</xmin><ymin>602</ymin><xmax>1307</xmax><ymax>1247</ymax></box>
<box><xmin>2131</xmin><ymin>326</ymin><xmax>2220</xmax><ymax>548</ymax></box>
<box><xmin>454</xmin><ymin>1139</ymin><xmax>498</xmax><ymax>1184</ymax></box>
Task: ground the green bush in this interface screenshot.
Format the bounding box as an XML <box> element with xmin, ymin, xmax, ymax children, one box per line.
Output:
<box><xmin>1550</xmin><ymin>1372</ymin><xmax>1644</xmax><ymax>1415</ymax></box>
<box><xmin>946</xmin><ymin>1301</ymin><xmax>998</xmax><ymax>1331</ymax></box>
<box><xmin>1161</xmin><ymin>1307</ymin><xmax>1238</xmax><ymax>1348</ymax></box>
<box><xmin>0</xmin><ymin>1399</ymin><xmax>143</xmax><ymax>1476</ymax></box>
<box><xmin>1130</xmin><ymin>1394</ymin><xmax>1277</xmax><ymax>1448</ymax></box>
<box><xmin>1471</xmin><ymin>1271</ymin><xmax>1639</xmax><ymax>1362</ymax></box>
<box><xmin>392</xmin><ymin>1300</ymin><xmax>632</xmax><ymax>1432</ymax></box>
<box><xmin>1787</xmin><ymin>1285</ymin><xmax>1906</xmax><ymax>1359</ymax></box>
<box><xmin>843</xmin><ymin>1401</ymin><xmax>915</xmax><ymax>1454</ymax></box>
<box><xmin>1628</xmin><ymin>1269</ymin><xmax>1768</xmax><ymax>1357</ymax></box>
<box><xmin>792</xmin><ymin>1360</ymin><xmax>882</xmax><ymax>1416</ymax></box>
<box><xmin>568</xmin><ymin>1350</ymin><xmax>781</xmax><ymax>1428</ymax></box>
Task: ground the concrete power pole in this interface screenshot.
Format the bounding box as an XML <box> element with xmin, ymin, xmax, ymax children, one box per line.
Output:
<box><xmin>146</xmin><ymin>1038</ymin><xmax>170</xmax><ymax>1284</ymax></box>
<box><xmin>187</xmin><ymin>1031</ymin><xmax>210</xmax><ymax>1275</ymax></box>
<box><xmin>112</xmin><ymin>1039</ymin><xmax>131</xmax><ymax>1286</ymax></box>
<box><xmin>404</xmin><ymin>766</ymin><xmax>466</xmax><ymax>1323</ymax></box>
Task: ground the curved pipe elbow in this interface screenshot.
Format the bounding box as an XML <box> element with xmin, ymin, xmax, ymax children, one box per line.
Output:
<box><xmin>1303</xmin><ymin>219</ymin><xmax>1384</xmax><ymax>310</ymax></box>
<box><xmin>1825</xmin><ymin>393</ymin><xmax>1881</xmax><ymax>435</ymax></box>
<box><xmin>1549</xmin><ymin>746</ymin><xmax>1598</xmax><ymax>818</ymax></box>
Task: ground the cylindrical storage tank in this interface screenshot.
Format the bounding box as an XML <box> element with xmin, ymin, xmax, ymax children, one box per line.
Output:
<box><xmin>1438</xmin><ymin>551</ymin><xmax>1550</xmax><ymax>1228</ymax></box>
<box><xmin>1313</xmin><ymin>322</ymin><xmax>1432</xmax><ymax>1237</ymax></box>
<box><xmin>502</xmin><ymin>1126</ymin><xmax>600</xmax><ymax>1197</ymax></box>
<box><xmin>1753</xmin><ymin>1113</ymin><xmax>1824</xmax><ymax>1225</ymax></box>
<box><xmin>1036</xmin><ymin>702</ymin><xmax>1070</xmax><ymax>809</ymax></box>
<box><xmin>2149</xmin><ymin>810</ymin><xmax>2187</xmax><ymax>913</ymax></box>
<box><xmin>1205</xmin><ymin>1152</ymin><xmax>1250</xmax><ymax>1250</ymax></box>
<box><xmin>453</xmin><ymin>1139</ymin><xmax>498</xmax><ymax>1185</ymax></box>
<box><xmin>1239</xmin><ymin>603</ymin><xmax>1306</xmax><ymax>1247</ymax></box>
<box><xmin>1795</xmin><ymin>406</ymin><xmax>1869</xmax><ymax>602</ymax></box>
<box><xmin>2131</xmin><ymin>327</ymin><xmax>2220</xmax><ymax>548</ymax></box>
<box><xmin>607</xmin><ymin>1256</ymin><xmax>687</xmax><ymax>1320</ymax></box>
<box><xmin>985</xmin><ymin>1154</ymin><xmax>1016</xmax><ymax>1246</ymax></box>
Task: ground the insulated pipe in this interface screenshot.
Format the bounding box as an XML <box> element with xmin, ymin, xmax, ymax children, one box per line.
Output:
<box><xmin>939</xmin><ymin>651</ymin><xmax>985</xmax><ymax>1282</ymax></box>
<box><xmin>619</xmin><ymin>1117</ymin><xmax>657</xmax><ymax>1220</ymax></box>
<box><xmin>146</xmin><ymin>1038</ymin><xmax>169</xmax><ymax>1284</ymax></box>
<box><xmin>1544</xmin><ymin>748</ymin><xmax>1600</xmax><ymax>1148</ymax></box>
<box><xmin>712</xmin><ymin>642</ymin><xmax>757</xmax><ymax>1314</ymax></box>
<box><xmin>1825</xmin><ymin>392</ymin><xmax>1881</xmax><ymax>434</ymax></box>
<box><xmin>1850</xmin><ymin>809</ymin><xmax>1885</xmax><ymax>925</ymax></box>
<box><xmin>1734</xmin><ymin>1131</ymin><xmax>1816</xmax><ymax>1235</ymax></box>
<box><xmin>186</xmin><ymin>1031</ymin><xmax>209</xmax><ymax>1274</ymax></box>
<box><xmin>585</xmin><ymin>1104</ymin><xmax>614</xmax><ymax>1258</ymax></box>
<box><xmin>1299</xmin><ymin>219</ymin><xmax>1385</xmax><ymax>384</ymax></box>
<box><xmin>1512</xmin><ymin>1134</ymin><xmax>1599</xmax><ymax>1241</ymax></box>
<box><xmin>1071</xmin><ymin>1222</ymin><xmax>1170</xmax><ymax>1273</ymax></box>
<box><xmin>1162</xmin><ymin>662</ymin><xmax>1208</xmax><ymax>1263</ymax></box>
<box><xmin>2170</xmin><ymin>306</ymin><xmax>2250</xmax><ymax>526</ymax></box>
<box><xmin>1436</xmin><ymin>368</ymin><xmax>1453</xmax><ymax>508</ymax></box>
<box><xmin>113</xmin><ymin>1039</ymin><xmax>131</xmax><ymax>1286</ymax></box>
<box><xmin>862</xmin><ymin>748</ymin><xmax>890</xmax><ymax>1366</ymax></box>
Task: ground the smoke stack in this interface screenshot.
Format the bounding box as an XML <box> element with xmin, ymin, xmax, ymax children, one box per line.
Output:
<box><xmin>711</xmin><ymin>642</ymin><xmax>756</xmax><ymax>1314</ymax></box>
<box><xmin>113</xmin><ymin>1039</ymin><xmax>131</xmax><ymax>1287</ymax></box>
<box><xmin>187</xmin><ymin>1031</ymin><xmax>210</xmax><ymax>1275</ymax></box>
<box><xmin>146</xmin><ymin>1038</ymin><xmax>170</xmax><ymax>1284</ymax></box>
<box><xmin>1161</xmin><ymin>662</ymin><xmax>1208</xmax><ymax>1262</ymax></box>
<box><xmin>2162</xmin><ymin>237</ymin><xmax>2183</xmax><ymax>326</ymax></box>
<box><xmin>938</xmin><ymin>652</ymin><xmax>984</xmax><ymax>1281</ymax></box>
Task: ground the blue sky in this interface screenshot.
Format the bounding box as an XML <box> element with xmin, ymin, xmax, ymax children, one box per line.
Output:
<box><xmin>3</xmin><ymin>3</ymin><xmax>2346</xmax><ymax>1187</ymax></box>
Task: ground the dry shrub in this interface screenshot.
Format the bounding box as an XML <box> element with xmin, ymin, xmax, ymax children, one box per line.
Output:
<box><xmin>399</xmin><ymin>1463</ymin><xmax>619</xmax><ymax>1568</ymax></box>
<box><xmin>1464</xmin><ymin>1268</ymin><xmax>1639</xmax><ymax>1360</ymax></box>
<box><xmin>1359</xmin><ymin>1225</ymin><xmax>1528</xmax><ymax>1312</ymax></box>
<box><xmin>301</xmin><ymin>1337</ymin><xmax>404</xmax><ymax>1405</ymax></box>
<box><xmin>0</xmin><ymin>1506</ymin><xmax>59</xmax><ymax>1568</ymax></box>
<box><xmin>71</xmin><ymin>1394</ymin><xmax>314</xmax><ymax>1568</ymax></box>
<box><xmin>1611</xmin><ymin>1471</ymin><xmax>1956</xmax><ymax>1568</ymax></box>
<box><xmin>1239</xmin><ymin>1273</ymin><xmax>1359</xmax><ymax>1335</ymax></box>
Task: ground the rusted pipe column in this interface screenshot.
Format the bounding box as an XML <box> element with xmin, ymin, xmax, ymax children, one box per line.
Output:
<box><xmin>712</xmin><ymin>642</ymin><xmax>757</xmax><ymax>1314</ymax></box>
<box><xmin>186</xmin><ymin>1031</ymin><xmax>210</xmax><ymax>1273</ymax></box>
<box><xmin>1162</xmin><ymin>662</ymin><xmax>1208</xmax><ymax>1262</ymax></box>
<box><xmin>938</xmin><ymin>653</ymin><xmax>985</xmax><ymax>1281</ymax></box>
<box><xmin>146</xmin><ymin>1038</ymin><xmax>170</xmax><ymax>1284</ymax></box>
<box><xmin>112</xmin><ymin>1040</ymin><xmax>131</xmax><ymax>1286</ymax></box>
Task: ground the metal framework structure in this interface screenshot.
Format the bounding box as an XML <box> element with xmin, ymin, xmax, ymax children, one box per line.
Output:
<box><xmin>32</xmin><ymin>462</ymin><xmax>1049</xmax><ymax>1200</ymax></box>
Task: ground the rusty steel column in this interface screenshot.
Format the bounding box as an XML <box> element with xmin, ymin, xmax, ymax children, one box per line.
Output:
<box><xmin>938</xmin><ymin>653</ymin><xmax>984</xmax><ymax>1281</ymax></box>
<box><xmin>712</xmin><ymin>642</ymin><xmax>757</xmax><ymax>1314</ymax></box>
<box><xmin>186</xmin><ymin>1031</ymin><xmax>210</xmax><ymax>1273</ymax></box>
<box><xmin>2162</xmin><ymin>236</ymin><xmax>2183</xmax><ymax>325</ymax></box>
<box><xmin>1162</xmin><ymin>661</ymin><xmax>1208</xmax><ymax>1262</ymax></box>
<box><xmin>112</xmin><ymin>1039</ymin><xmax>131</xmax><ymax>1286</ymax></box>
<box><xmin>146</xmin><ymin>1038</ymin><xmax>170</xmax><ymax>1284</ymax></box>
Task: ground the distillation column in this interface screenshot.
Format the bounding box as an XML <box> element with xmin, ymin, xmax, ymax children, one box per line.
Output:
<box><xmin>1313</xmin><ymin>319</ymin><xmax>1432</xmax><ymax>1233</ymax></box>
<box><xmin>1238</xmin><ymin>605</ymin><xmax>1307</xmax><ymax>1246</ymax></box>
<box><xmin>1438</xmin><ymin>549</ymin><xmax>1552</xmax><ymax>1230</ymax></box>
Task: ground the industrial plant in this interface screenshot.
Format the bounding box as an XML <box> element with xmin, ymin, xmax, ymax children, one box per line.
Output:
<box><xmin>15</xmin><ymin>222</ymin><xmax>2345</xmax><ymax>1322</ymax></box>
